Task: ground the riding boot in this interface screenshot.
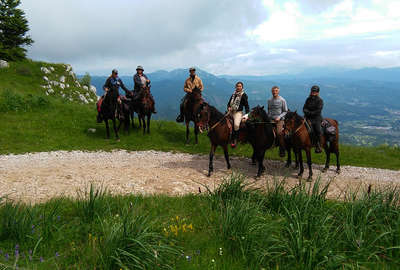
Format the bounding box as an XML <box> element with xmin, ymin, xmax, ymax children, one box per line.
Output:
<box><xmin>315</xmin><ymin>138</ymin><xmax>322</xmax><ymax>153</ymax></box>
<box><xmin>231</xmin><ymin>130</ymin><xmax>238</xmax><ymax>148</ymax></box>
<box><xmin>279</xmin><ymin>145</ymin><xmax>285</xmax><ymax>157</ymax></box>
<box><xmin>176</xmin><ymin>102</ymin><xmax>184</xmax><ymax>122</ymax></box>
<box><xmin>96</xmin><ymin>112</ymin><xmax>102</xmax><ymax>123</ymax></box>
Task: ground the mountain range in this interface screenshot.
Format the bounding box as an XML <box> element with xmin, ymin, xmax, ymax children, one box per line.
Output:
<box><xmin>86</xmin><ymin>67</ymin><xmax>400</xmax><ymax>146</ymax></box>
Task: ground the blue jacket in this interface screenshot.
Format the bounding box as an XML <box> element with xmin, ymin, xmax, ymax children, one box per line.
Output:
<box><xmin>103</xmin><ymin>76</ymin><xmax>129</xmax><ymax>94</ymax></box>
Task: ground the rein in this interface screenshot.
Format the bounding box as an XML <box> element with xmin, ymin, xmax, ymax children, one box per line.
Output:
<box><xmin>208</xmin><ymin>112</ymin><xmax>230</xmax><ymax>131</ymax></box>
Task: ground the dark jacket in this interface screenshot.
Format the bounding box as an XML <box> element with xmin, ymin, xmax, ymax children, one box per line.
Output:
<box><xmin>303</xmin><ymin>95</ymin><xmax>323</xmax><ymax>120</ymax></box>
<box><xmin>133</xmin><ymin>73</ymin><xmax>149</xmax><ymax>91</ymax></box>
<box><xmin>103</xmin><ymin>76</ymin><xmax>129</xmax><ymax>94</ymax></box>
<box><xmin>227</xmin><ymin>92</ymin><xmax>250</xmax><ymax>114</ymax></box>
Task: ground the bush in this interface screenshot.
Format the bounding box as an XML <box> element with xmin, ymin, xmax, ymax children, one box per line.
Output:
<box><xmin>79</xmin><ymin>72</ymin><xmax>91</xmax><ymax>88</ymax></box>
<box><xmin>0</xmin><ymin>90</ymin><xmax>50</xmax><ymax>112</ymax></box>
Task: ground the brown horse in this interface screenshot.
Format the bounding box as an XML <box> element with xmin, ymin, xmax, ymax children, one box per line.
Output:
<box><xmin>97</xmin><ymin>87</ymin><xmax>120</xmax><ymax>140</ymax></box>
<box><xmin>283</xmin><ymin>111</ymin><xmax>340</xmax><ymax>181</ymax></box>
<box><xmin>132</xmin><ymin>84</ymin><xmax>155</xmax><ymax>134</ymax></box>
<box><xmin>195</xmin><ymin>103</ymin><xmax>232</xmax><ymax>177</ymax></box>
<box><xmin>182</xmin><ymin>88</ymin><xmax>204</xmax><ymax>144</ymax></box>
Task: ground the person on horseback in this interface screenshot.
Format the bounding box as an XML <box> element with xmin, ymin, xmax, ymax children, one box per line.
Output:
<box><xmin>227</xmin><ymin>81</ymin><xmax>249</xmax><ymax>148</ymax></box>
<box><xmin>176</xmin><ymin>67</ymin><xmax>204</xmax><ymax>123</ymax></box>
<box><xmin>97</xmin><ymin>69</ymin><xmax>130</xmax><ymax>123</ymax></box>
<box><xmin>267</xmin><ymin>85</ymin><xmax>288</xmax><ymax>157</ymax></box>
<box><xmin>303</xmin><ymin>85</ymin><xmax>324</xmax><ymax>153</ymax></box>
<box><xmin>133</xmin><ymin>65</ymin><xmax>156</xmax><ymax>113</ymax></box>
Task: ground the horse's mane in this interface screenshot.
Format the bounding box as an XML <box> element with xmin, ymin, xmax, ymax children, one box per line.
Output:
<box><xmin>258</xmin><ymin>106</ymin><xmax>270</xmax><ymax>122</ymax></box>
<box><xmin>207</xmin><ymin>104</ymin><xmax>225</xmax><ymax>121</ymax></box>
<box><xmin>286</xmin><ymin>111</ymin><xmax>304</xmax><ymax>127</ymax></box>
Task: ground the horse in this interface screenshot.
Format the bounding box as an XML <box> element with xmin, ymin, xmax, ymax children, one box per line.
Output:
<box><xmin>132</xmin><ymin>83</ymin><xmax>155</xmax><ymax>134</ymax></box>
<box><xmin>98</xmin><ymin>87</ymin><xmax>121</xmax><ymax>140</ymax></box>
<box><xmin>182</xmin><ymin>88</ymin><xmax>204</xmax><ymax>145</ymax></box>
<box><xmin>283</xmin><ymin>111</ymin><xmax>340</xmax><ymax>181</ymax></box>
<box><xmin>195</xmin><ymin>103</ymin><xmax>232</xmax><ymax>177</ymax></box>
<box><xmin>245</xmin><ymin>105</ymin><xmax>277</xmax><ymax>177</ymax></box>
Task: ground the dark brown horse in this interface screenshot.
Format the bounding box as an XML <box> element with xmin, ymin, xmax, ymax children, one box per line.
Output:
<box><xmin>245</xmin><ymin>105</ymin><xmax>277</xmax><ymax>177</ymax></box>
<box><xmin>183</xmin><ymin>88</ymin><xmax>204</xmax><ymax>144</ymax></box>
<box><xmin>132</xmin><ymin>84</ymin><xmax>155</xmax><ymax>134</ymax></box>
<box><xmin>98</xmin><ymin>88</ymin><xmax>120</xmax><ymax>140</ymax></box>
<box><xmin>195</xmin><ymin>103</ymin><xmax>232</xmax><ymax>177</ymax></box>
<box><xmin>283</xmin><ymin>111</ymin><xmax>340</xmax><ymax>181</ymax></box>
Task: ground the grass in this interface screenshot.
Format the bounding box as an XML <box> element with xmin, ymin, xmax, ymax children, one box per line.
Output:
<box><xmin>0</xmin><ymin>175</ymin><xmax>400</xmax><ymax>269</ymax></box>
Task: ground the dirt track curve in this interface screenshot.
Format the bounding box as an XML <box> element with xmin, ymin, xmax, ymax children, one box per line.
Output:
<box><xmin>1</xmin><ymin>150</ymin><xmax>399</xmax><ymax>204</ymax></box>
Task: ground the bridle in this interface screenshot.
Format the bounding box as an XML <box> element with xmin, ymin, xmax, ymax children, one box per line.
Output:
<box><xmin>284</xmin><ymin>117</ymin><xmax>305</xmax><ymax>139</ymax></box>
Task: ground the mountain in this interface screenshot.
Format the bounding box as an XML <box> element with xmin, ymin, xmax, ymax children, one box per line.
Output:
<box><xmin>86</xmin><ymin>67</ymin><xmax>400</xmax><ymax>146</ymax></box>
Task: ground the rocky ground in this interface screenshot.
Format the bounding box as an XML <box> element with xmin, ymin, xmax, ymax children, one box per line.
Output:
<box><xmin>1</xmin><ymin>150</ymin><xmax>399</xmax><ymax>204</ymax></box>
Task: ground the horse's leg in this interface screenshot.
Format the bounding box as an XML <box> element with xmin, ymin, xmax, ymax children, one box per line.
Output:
<box><xmin>147</xmin><ymin>113</ymin><xmax>151</xmax><ymax>134</ymax></box>
<box><xmin>131</xmin><ymin>112</ymin><xmax>135</xmax><ymax>129</ymax></box>
<box><xmin>285</xmin><ymin>146</ymin><xmax>292</xmax><ymax>168</ymax></box>
<box><xmin>222</xmin><ymin>144</ymin><xmax>231</xmax><ymax>170</ymax></box>
<box><xmin>105</xmin><ymin>119</ymin><xmax>110</xmax><ymax>139</ymax></box>
<box><xmin>112</xmin><ymin>118</ymin><xmax>119</xmax><ymax>141</ymax></box>
<box><xmin>255</xmin><ymin>149</ymin><xmax>266</xmax><ymax>177</ymax></box>
<box><xmin>208</xmin><ymin>144</ymin><xmax>217</xmax><ymax>177</ymax></box>
<box><xmin>194</xmin><ymin>124</ymin><xmax>199</xmax><ymax>145</ymax></box>
<box><xmin>297</xmin><ymin>149</ymin><xmax>304</xmax><ymax>179</ymax></box>
<box><xmin>250</xmin><ymin>146</ymin><xmax>256</xmax><ymax>165</ymax></box>
<box><xmin>305</xmin><ymin>148</ymin><xmax>312</xmax><ymax>181</ymax></box>
<box><xmin>141</xmin><ymin>115</ymin><xmax>146</xmax><ymax>135</ymax></box>
<box><xmin>185</xmin><ymin>121</ymin><xmax>190</xmax><ymax>145</ymax></box>
<box><xmin>334</xmin><ymin>142</ymin><xmax>341</xmax><ymax>174</ymax></box>
<box><xmin>294</xmin><ymin>149</ymin><xmax>299</xmax><ymax>169</ymax></box>
<box><xmin>322</xmin><ymin>143</ymin><xmax>330</xmax><ymax>172</ymax></box>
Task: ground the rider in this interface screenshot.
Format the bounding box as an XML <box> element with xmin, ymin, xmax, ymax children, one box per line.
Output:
<box><xmin>227</xmin><ymin>81</ymin><xmax>249</xmax><ymax>148</ymax></box>
<box><xmin>303</xmin><ymin>85</ymin><xmax>324</xmax><ymax>153</ymax></box>
<box><xmin>133</xmin><ymin>65</ymin><xmax>156</xmax><ymax>113</ymax></box>
<box><xmin>97</xmin><ymin>69</ymin><xmax>130</xmax><ymax>123</ymax></box>
<box><xmin>267</xmin><ymin>85</ymin><xmax>288</xmax><ymax>157</ymax></box>
<box><xmin>176</xmin><ymin>67</ymin><xmax>204</xmax><ymax>122</ymax></box>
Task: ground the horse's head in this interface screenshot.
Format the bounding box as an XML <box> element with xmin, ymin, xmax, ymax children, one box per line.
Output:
<box><xmin>283</xmin><ymin>110</ymin><xmax>298</xmax><ymax>139</ymax></box>
<box><xmin>195</xmin><ymin>102</ymin><xmax>210</xmax><ymax>133</ymax></box>
<box><xmin>249</xmin><ymin>105</ymin><xmax>267</xmax><ymax>122</ymax></box>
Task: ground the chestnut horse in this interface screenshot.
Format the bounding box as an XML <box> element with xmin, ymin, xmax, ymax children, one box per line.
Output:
<box><xmin>283</xmin><ymin>111</ymin><xmax>340</xmax><ymax>181</ymax></box>
<box><xmin>98</xmin><ymin>87</ymin><xmax>120</xmax><ymax>140</ymax></box>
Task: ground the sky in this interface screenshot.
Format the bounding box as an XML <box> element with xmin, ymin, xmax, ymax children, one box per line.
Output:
<box><xmin>21</xmin><ymin>0</ymin><xmax>400</xmax><ymax>76</ymax></box>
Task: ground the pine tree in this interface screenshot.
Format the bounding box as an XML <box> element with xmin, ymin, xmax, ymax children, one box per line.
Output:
<box><xmin>0</xmin><ymin>0</ymin><xmax>34</xmax><ymax>61</ymax></box>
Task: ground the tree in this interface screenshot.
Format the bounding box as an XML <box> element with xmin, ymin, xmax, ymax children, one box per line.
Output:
<box><xmin>79</xmin><ymin>72</ymin><xmax>91</xmax><ymax>88</ymax></box>
<box><xmin>0</xmin><ymin>0</ymin><xmax>34</xmax><ymax>61</ymax></box>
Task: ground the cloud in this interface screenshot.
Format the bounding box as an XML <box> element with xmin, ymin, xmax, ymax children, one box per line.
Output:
<box><xmin>20</xmin><ymin>0</ymin><xmax>400</xmax><ymax>75</ymax></box>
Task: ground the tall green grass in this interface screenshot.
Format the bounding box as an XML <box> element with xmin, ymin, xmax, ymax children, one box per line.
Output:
<box><xmin>0</xmin><ymin>175</ymin><xmax>400</xmax><ymax>269</ymax></box>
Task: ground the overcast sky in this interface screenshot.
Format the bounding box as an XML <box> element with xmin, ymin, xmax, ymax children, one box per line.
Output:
<box><xmin>21</xmin><ymin>0</ymin><xmax>400</xmax><ymax>75</ymax></box>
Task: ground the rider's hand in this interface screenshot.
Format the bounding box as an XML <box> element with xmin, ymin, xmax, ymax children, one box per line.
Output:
<box><xmin>146</xmin><ymin>80</ymin><xmax>150</xmax><ymax>83</ymax></box>
<box><xmin>275</xmin><ymin>117</ymin><xmax>280</xmax><ymax>122</ymax></box>
<box><xmin>104</xmin><ymin>87</ymin><xmax>109</xmax><ymax>92</ymax></box>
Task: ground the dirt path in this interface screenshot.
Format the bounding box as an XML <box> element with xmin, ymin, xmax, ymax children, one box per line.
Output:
<box><xmin>1</xmin><ymin>150</ymin><xmax>399</xmax><ymax>204</ymax></box>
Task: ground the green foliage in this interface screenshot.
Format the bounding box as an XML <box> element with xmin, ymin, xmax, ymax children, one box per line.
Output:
<box><xmin>0</xmin><ymin>89</ymin><xmax>50</xmax><ymax>112</ymax></box>
<box><xmin>0</xmin><ymin>0</ymin><xmax>34</xmax><ymax>61</ymax></box>
<box><xmin>79</xmin><ymin>72</ymin><xmax>91</xmax><ymax>88</ymax></box>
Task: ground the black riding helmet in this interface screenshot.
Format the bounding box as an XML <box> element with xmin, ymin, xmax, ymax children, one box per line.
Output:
<box><xmin>311</xmin><ymin>85</ymin><xmax>320</xmax><ymax>92</ymax></box>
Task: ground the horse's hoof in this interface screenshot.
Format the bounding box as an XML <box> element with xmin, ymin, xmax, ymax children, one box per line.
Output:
<box><xmin>207</xmin><ymin>172</ymin><xmax>212</xmax><ymax>177</ymax></box>
<box><xmin>227</xmin><ymin>165</ymin><xmax>231</xmax><ymax>170</ymax></box>
<box><xmin>322</xmin><ymin>167</ymin><xmax>328</xmax><ymax>173</ymax></box>
<box><xmin>336</xmin><ymin>169</ymin><xmax>341</xmax><ymax>174</ymax></box>
<box><xmin>307</xmin><ymin>177</ymin><xmax>312</xmax><ymax>182</ymax></box>
<box><xmin>297</xmin><ymin>174</ymin><xmax>303</xmax><ymax>179</ymax></box>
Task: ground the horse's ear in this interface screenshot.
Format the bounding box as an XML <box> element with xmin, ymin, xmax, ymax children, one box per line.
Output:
<box><xmin>261</xmin><ymin>106</ymin><xmax>264</xmax><ymax>110</ymax></box>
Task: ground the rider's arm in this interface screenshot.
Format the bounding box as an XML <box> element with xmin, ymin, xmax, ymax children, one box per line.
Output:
<box><xmin>103</xmin><ymin>77</ymin><xmax>111</xmax><ymax>91</ymax></box>
<box><xmin>279</xmin><ymin>98</ymin><xmax>288</xmax><ymax>119</ymax></box>
<box><xmin>307</xmin><ymin>98</ymin><xmax>323</xmax><ymax>117</ymax></box>
<box><xmin>243</xmin><ymin>94</ymin><xmax>250</xmax><ymax>114</ymax></box>
<box><xmin>119</xmin><ymin>79</ymin><xmax>130</xmax><ymax>94</ymax></box>
<box><xmin>197</xmin><ymin>77</ymin><xmax>204</xmax><ymax>91</ymax></box>
<box><xmin>227</xmin><ymin>95</ymin><xmax>232</xmax><ymax>110</ymax></box>
<box><xmin>303</xmin><ymin>98</ymin><xmax>310</xmax><ymax>116</ymax></box>
<box><xmin>184</xmin><ymin>79</ymin><xmax>191</xmax><ymax>93</ymax></box>
<box><xmin>134</xmin><ymin>74</ymin><xmax>142</xmax><ymax>88</ymax></box>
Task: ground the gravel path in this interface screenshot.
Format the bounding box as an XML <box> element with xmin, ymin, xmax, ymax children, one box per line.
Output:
<box><xmin>1</xmin><ymin>150</ymin><xmax>399</xmax><ymax>204</ymax></box>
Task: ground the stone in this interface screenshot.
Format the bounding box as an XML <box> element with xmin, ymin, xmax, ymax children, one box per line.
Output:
<box><xmin>75</xmin><ymin>81</ymin><xmax>81</xmax><ymax>87</ymax></box>
<box><xmin>87</xmin><ymin>128</ymin><xmax>96</xmax><ymax>133</ymax></box>
<box><xmin>60</xmin><ymin>76</ymin><xmax>66</xmax><ymax>83</ymax></box>
<box><xmin>66</xmin><ymin>84</ymin><xmax>70</xmax><ymax>88</ymax></box>
<box><xmin>79</xmin><ymin>94</ymin><xmax>89</xmax><ymax>104</ymax></box>
<box><xmin>59</xmin><ymin>83</ymin><xmax>65</xmax><ymax>90</ymax></box>
<box><xmin>90</xmin><ymin>85</ymin><xmax>97</xmax><ymax>94</ymax></box>
<box><xmin>0</xmin><ymin>60</ymin><xmax>9</xmax><ymax>68</ymax></box>
<box><xmin>49</xmin><ymin>66</ymin><xmax>55</xmax><ymax>72</ymax></box>
<box><xmin>47</xmin><ymin>88</ymin><xmax>54</xmax><ymax>95</ymax></box>
<box><xmin>83</xmin><ymin>85</ymin><xmax>88</xmax><ymax>91</ymax></box>
<box><xmin>41</xmin><ymin>67</ymin><xmax>51</xmax><ymax>74</ymax></box>
<box><xmin>69</xmin><ymin>71</ymin><xmax>75</xmax><ymax>77</ymax></box>
<box><xmin>66</xmin><ymin>64</ymin><xmax>72</xmax><ymax>72</ymax></box>
<box><xmin>43</xmin><ymin>76</ymin><xmax>49</xmax><ymax>81</ymax></box>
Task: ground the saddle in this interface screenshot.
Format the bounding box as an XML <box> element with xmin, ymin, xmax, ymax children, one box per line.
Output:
<box><xmin>305</xmin><ymin>119</ymin><xmax>337</xmax><ymax>144</ymax></box>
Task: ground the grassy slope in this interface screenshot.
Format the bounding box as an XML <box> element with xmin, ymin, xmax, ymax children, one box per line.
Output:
<box><xmin>0</xmin><ymin>60</ymin><xmax>399</xmax><ymax>170</ymax></box>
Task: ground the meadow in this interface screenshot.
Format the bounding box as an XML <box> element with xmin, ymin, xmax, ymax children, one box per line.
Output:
<box><xmin>0</xmin><ymin>175</ymin><xmax>400</xmax><ymax>269</ymax></box>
